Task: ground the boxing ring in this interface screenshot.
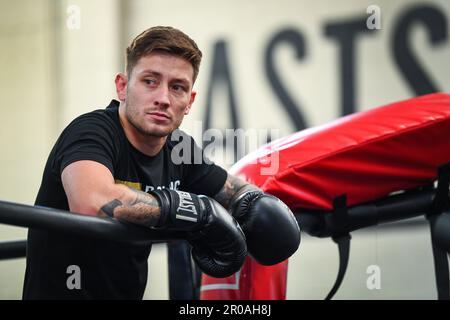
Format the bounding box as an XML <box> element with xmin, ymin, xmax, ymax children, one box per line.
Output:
<box><xmin>1</xmin><ymin>93</ymin><xmax>450</xmax><ymax>299</ymax></box>
<box><xmin>0</xmin><ymin>201</ymin><xmax>185</xmax><ymax>278</ymax></box>
<box><xmin>200</xmin><ymin>92</ymin><xmax>450</xmax><ymax>300</ymax></box>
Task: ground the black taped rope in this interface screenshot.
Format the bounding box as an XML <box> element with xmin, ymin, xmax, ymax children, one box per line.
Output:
<box><xmin>0</xmin><ymin>200</ymin><xmax>184</xmax><ymax>245</ymax></box>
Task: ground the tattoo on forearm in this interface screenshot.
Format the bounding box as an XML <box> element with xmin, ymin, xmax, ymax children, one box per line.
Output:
<box><xmin>98</xmin><ymin>188</ymin><xmax>161</xmax><ymax>228</ymax></box>
<box><xmin>100</xmin><ymin>199</ymin><xmax>123</xmax><ymax>217</ymax></box>
<box><xmin>214</xmin><ymin>174</ymin><xmax>258</xmax><ymax>209</ymax></box>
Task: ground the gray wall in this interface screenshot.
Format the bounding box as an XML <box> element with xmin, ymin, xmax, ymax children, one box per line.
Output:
<box><xmin>0</xmin><ymin>0</ymin><xmax>449</xmax><ymax>299</ymax></box>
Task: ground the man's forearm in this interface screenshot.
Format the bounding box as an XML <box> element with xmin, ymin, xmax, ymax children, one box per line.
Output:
<box><xmin>98</xmin><ymin>174</ymin><xmax>259</xmax><ymax>226</ymax></box>
<box><xmin>213</xmin><ymin>174</ymin><xmax>260</xmax><ymax>209</ymax></box>
<box><xmin>98</xmin><ymin>186</ymin><xmax>161</xmax><ymax>228</ymax></box>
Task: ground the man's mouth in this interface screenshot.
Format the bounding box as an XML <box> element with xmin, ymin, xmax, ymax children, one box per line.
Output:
<box><xmin>147</xmin><ymin>112</ymin><xmax>170</xmax><ymax>121</ymax></box>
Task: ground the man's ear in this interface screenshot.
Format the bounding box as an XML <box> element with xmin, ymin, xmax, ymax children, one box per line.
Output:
<box><xmin>115</xmin><ymin>73</ymin><xmax>128</xmax><ymax>102</ymax></box>
<box><xmin>185</xmin><ymin>91</ymin><xmax>196</xmax><ymax>115</ymax></box>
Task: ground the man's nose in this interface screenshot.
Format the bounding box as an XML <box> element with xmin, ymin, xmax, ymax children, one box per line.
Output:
<box><xmin>153</xmin><ymin>85</ymin><xmax>170</xmax><ymax>107</ymax></box>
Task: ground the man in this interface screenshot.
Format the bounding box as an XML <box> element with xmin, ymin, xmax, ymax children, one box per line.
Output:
<box><xmin>23</xmin><ymin>26</ymin><xmax>300</xmax><ymax>299</ymax></box>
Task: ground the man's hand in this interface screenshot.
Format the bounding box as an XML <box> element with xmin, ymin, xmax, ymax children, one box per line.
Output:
<box><xmin>214</xmin><ymin>174</ymin><xmax>300</xmax><ymax>265</ymax></box>
<box><xmin>150</xmin><ymin>189</ymin><xmax>247</xmax><ymax>278</ymax></box>
<box><xmin>229</xmin><ymin>187</ymin><xmax>300</xmax><ymax>265</ymax></box>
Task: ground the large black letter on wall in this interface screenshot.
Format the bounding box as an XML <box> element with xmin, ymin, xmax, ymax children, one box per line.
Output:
<box><xmin>325</xmin><ymin>18</ymin><xmax>375</xmax><ymax>116</ymax></box>
<box><xmin>265</xmin><ymin>28</ymin><xmax>309</xmax><ymax>131</ymax></box>
<box><xmin>203</xmin><ymin>40</ymin><xmax>244</xmax><ymax>162</ymax></box>
<box><xmin>392</xmin><ymin>5</ymin><xmax>447</xmax><ymax>95</ymax></box>
<box><xmin>203</xmin><ymin>40</ymin><xmax>240</xmax><ymax>130</ymax></box>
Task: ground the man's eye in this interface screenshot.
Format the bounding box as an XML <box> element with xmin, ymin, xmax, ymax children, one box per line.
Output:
<box><xmin>172</xmin><ymin>85</ymin><xmax>186</xmax><ymax>92</ymax></box>
<box><xmin>144</xmin><ymin>79</ymin><xmax>156</xmax><ymax>85</ymax></box>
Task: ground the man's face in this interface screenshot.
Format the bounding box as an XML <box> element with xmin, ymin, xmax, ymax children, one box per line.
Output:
<box><xmin>118</xmin><ymin>51</ymin><xmax>196</xmax><ymax>138</ymax></box>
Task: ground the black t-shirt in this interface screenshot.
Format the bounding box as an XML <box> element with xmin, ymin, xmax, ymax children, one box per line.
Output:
<box><xmin>22</xmin><ymin>100</ymin><xmax>227</xmax><ymax>300</ymax></box>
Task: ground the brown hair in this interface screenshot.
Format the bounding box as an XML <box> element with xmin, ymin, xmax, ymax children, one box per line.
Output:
<box><xmin>126</xmin><ymin>26</ymin><xmax>202</xmax><ymax>82</ymax></box>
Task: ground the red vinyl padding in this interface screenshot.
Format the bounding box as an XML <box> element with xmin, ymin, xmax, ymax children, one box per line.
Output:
<box><xmin>200</xmin><ymin>258</ymin><xmax>288</xmax><ymax>300</ymax></box>
<box><xmin>231</xmin><ymin>93</ymin><xmax>450</xmax><ymax>211</ymax></box>
<box><xmin>201</xmin><ymin>93</ymin><xmax>450</xmax><ymax>300</ymax></box>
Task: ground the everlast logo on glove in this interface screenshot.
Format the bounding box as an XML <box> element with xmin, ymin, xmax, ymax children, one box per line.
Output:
<box><xmin>175</xmin><ymin>191</ymin><xmax>198</xmax><ymax>223</ymax></box>
<box><xmin>149</xmin><ymin>188</ymin><xmax>247</xmax><ymax>277</ymax></box>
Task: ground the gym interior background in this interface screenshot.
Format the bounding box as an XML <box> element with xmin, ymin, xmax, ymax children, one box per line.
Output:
<box><xmin>0</xmin><ymin>0</ymin><xmax>449</xmax><ymax>299</ymax></box>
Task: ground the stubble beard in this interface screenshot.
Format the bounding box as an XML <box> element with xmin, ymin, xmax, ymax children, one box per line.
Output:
<box><xmin>125</xmin><ymin>100</ymin><xmax>180</xmax><ymax>138</ymax></box>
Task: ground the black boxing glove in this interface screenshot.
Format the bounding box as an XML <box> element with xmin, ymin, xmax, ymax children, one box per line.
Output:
<box><xmin>150</xmin><ymin>189</ymin><xmax>247</xmax><ymax>278</ymax></box>
<box><xmin>229</xmin><ymin>187</ymin><xmax>300</xmax><ymax>265</ymax></box>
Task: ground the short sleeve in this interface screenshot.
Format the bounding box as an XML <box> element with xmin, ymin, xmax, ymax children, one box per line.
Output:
<box><xmin>53</xmin><ymin>111</ymin><xmax>120</xmax><ymax>176</ymax></box>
